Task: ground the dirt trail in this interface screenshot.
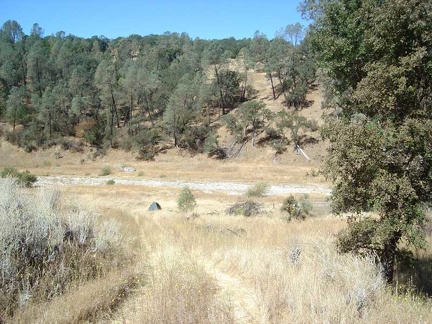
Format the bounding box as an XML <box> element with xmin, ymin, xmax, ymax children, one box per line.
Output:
<box><xmin>204</xmin><ymin>262</ymin><xmax>261</xmax><ymax>323</ymax></box>
<box><xmin>105</xmin><ymin>215</ymin><xmax>262</xmax><ymax>324</ymax></box>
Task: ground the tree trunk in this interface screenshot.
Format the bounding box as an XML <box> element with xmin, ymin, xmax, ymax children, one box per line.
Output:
<box><xmin>381</xmin><ymin>230</ymin><xmax>402</xmax><ymax>284</ymax></box>
<box><xmin>252</xmin><ymin>127</ymin><xmax>256</xmax><ymax>147</ymax></box>
<box><xmin>277</xmin><ymin>70</ymin><xmax>287</xmax><ymax>103</ymax></box>
<box><xmin>12</xmin><ymin>109</ymin><xmax>17</xmax><ymax>131</ymax></box>
<box><xmin>269</xmin><ymin>73</ymin><xmax>276</xmax><ymax>100</ymax></box>
<box><xmin>111</xmin><ymin>91</ymin><xmax>120</xmax><ymax>128</ymax></box>
<box><xmin>215</xmin><ymin>65</ymin><xmax>226</xmax><ymax>115</ymax></box>
<box><xmin>143</xmin><ymin>93</ymin><xmax>155</xmax><ymax>127</ymax></box>
<box><xmin>241</xmin><ymin>68</ymin><xmax>248</xmax><ymax>101</ymax></box>
<box><xmin>110</xmin><ymin>106</ymin><xmax>115</xmax><ymax>145</ymax></box>
<box><xmin>128</xmin><ymin>93</ymin><xmax>133</xmax><ymax>134</ymax></box>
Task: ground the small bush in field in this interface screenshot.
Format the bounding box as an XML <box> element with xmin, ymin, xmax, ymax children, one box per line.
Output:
<box><xmin>99</xmin><ymin>166</ymin><xmax>112</xmax><ymax>176</ymax></box>
<box><xmin>226</xmin><ymin>200</ymin><xmax>263</xmax><ymax>217</ymax></box>
<box><xmin>177</xmin><ymin>187</ymin><xmax>196</xmax><ymax>212</ymax></box>
<box><xmin>106</xmin><ymin>179</ymin><xmax>115</xmax><ymax>185</ymax></box>
<box><xmin>0</xmin><ymin>167</ymin><xmax>37</xmax><ymax>187</ymax></box>
<box><xmin>281</xmin><ymin>194</ymin><xmax>313</xmax><ymax>221</ymax></box>
<box><xmin>246</xmin><ymin>181</ymin><xmax>269</xmax><ymax>198</ymax></box>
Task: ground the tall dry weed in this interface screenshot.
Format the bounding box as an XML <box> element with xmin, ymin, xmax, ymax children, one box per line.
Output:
<box><xmin>211</xmin><ymin>232</ymin><xmax>432</xmax><ymax>323</ymax></box>
<box><xmin>0</xmin><ymin>178</ymin><xmax>130</xmax><ymax>320</ymax></box>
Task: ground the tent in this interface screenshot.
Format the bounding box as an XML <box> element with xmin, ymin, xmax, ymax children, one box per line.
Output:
<box><xmin>148</xmin><ymin>202</ymin><xmax>161</xmax><ymax>211</ymax></box>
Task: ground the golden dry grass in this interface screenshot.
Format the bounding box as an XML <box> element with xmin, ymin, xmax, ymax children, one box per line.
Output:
<box><xmin>3</xmin><ymin>160</ymin><xmax>431</xmax><ymax>323</ymax></box>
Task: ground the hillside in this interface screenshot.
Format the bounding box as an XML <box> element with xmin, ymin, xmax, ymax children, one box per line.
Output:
<box><xmin>0</xmin><ymin>66</ymin><xmax>328</xmax><ymax>184</ymax></box>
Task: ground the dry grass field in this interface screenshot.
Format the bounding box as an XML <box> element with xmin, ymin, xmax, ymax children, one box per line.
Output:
<box><xmin>1</xmin><ymin>71</ymin><xmax>431</xmax><ymax>323</ymax></box>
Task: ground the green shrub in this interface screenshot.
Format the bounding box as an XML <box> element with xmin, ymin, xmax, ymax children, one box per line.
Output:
<box><xmin>106</xmin><ymin>179</ymin><xmax>115</xmax><ymax>185</ymax></box>
<box><xmin>99</xmin><ymin>166</ymin><xmax>112</xmax><ymax>176</ymax></box>
<box><xmin>203</xmin><ymin>132</ymin><xmax>226</xmax><ymax>159</ymax></box>
<box><xmin>177</xmin><ymin>187</ymin><xmax>196</xmax><ymax>212</ymax></box>
<box><xmin>271</xmin><ymin>139</ymin><xmax>288</xmax><ymax>155</ymax></box>
<box><xmin>246</xmin><ymin>181</ymin><xmax>270</xmax><ymax>198</ymax></box>
<box><xmin>0</xmin><ymin>167</ymin><xmax>37</xmax><ymax>187</ymax></box>
<box><xmin>281</xmin><ymin>194</ymin><xmax>313</xmax><ymax>221</ymax></box>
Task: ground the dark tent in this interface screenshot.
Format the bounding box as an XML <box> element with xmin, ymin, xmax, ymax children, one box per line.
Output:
<box><xmin>148</xmin><ymin>202</ymin><xmax>161</xmax><ymax>211</ymax></box>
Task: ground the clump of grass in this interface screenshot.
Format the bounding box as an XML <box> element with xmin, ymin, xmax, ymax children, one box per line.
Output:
<box><xmin>0</xmin><ymin>178</ymin><xmax>128</xmax><ymax>319</ymax></box>
<box><xmin>246</xmin><ymin>181</ymin><xmax>269</xmax><ymax>198</ymax></box>
<box><xmin>106</xmin><ymin>179</ymin><xmax>115</xmax><ymax>185</ymax></box>
<box><xmin>0</xmin><ymin>167</ymin><xmax>37</xmax><ymax>187</ymax></box>
<box><xmin>177</xmin><ymin>186</ymin><xmax>197</xmax><ymax>212</ymax></box>
<box><xmin>99</xmin><ymin>166</ymin><xmax>112</xmax><ymax>176</ymax></box>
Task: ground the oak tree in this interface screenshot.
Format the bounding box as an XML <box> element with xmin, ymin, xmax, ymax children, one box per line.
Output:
<box><xmin>302</xmin><ymin>0</ymin><xmax>432</xmax><ymax>283</ymax></box>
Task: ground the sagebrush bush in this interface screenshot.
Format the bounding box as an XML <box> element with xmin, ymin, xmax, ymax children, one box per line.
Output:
<box><xmin>99</xmin><ymin>166</ymin><xmax>112</xmax><ymax>176</ymax></box>
<box><xmin>0</xmin><ymin>179</ymin><xmax>126</xmax><ymax>319</ymax></box>
<box><xmin>246</xmin><ymin>181</ymin><xmax>269</xmax><ymax>197</ymax></box>
<box><xmin>225</xmin><ymin>200</ymin><xmax>263</xmax><ymax>217</ymax></box>
<box><xmin>177</xmin><ymin>186</ymin><xmax>196</xmax><ymax>212</ymax></box>
<box><xmin>281</xmin><ymin>194</ymin><xmax>313</xmax><ymax>221</ymax></box>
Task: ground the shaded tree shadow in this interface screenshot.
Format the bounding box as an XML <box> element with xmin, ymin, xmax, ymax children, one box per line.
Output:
<box><xmin>298</xmin><ymin>134</ymin><xmax>320</xmax><ymax>146</ymax></box>
<box><xmin>396</xmin><ymin>253</ymin><xmax>432</xmax><ymax>297</ymax></box>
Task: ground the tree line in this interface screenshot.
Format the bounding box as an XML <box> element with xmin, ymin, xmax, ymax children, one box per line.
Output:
<box><xmin>0</xmin><ymin>20</ymin><xmax>316</xmax><ymax>158</ymax></box>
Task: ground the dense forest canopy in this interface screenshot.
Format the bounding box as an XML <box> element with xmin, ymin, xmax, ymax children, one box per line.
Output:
<box><xmin>0</xmin><ymin>20</ymin><xmax>315</xmax><ymax>158</ymax></box>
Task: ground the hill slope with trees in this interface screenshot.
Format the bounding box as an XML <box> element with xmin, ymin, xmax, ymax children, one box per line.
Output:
<box><xmin>0</xmin><ymin>20</ymin><xmax>317</xmax><ymax>160</ymax></box>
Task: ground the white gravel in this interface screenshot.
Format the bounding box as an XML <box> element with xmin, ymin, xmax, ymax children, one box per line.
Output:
<box><xmin>36</xmin><ymin>176</ymin><xmax>331</xmax><ymax>196</ymax></box>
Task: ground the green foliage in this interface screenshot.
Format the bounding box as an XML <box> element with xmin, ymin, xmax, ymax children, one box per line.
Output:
<box><xmin>177</xmin><ymin>186</ymin><xmax>196</xmax><ymax>212</ymax></box>
<box><xmin>203</xmin><ymin>131</ymin><xmax>225</xmax><ymax>159</ymax></box>
<box><xmin>106</xmin><ymin>179</ymin><xmax>115</xmax><ymax>185</ymax></box>
<box><xmin>221</xmin><ymin>114</ymin><xmax>243</xmax><ymax>142</ymax></box>
<box><xmin>5</xmin><ymin>119</ymin><xmax>47</xmax><ymax>152</ymax></box>
<box><xmin>99</xmin><ymin>166</ymin><xmax>112</xmax><ymax>176</ymax></box>
<box><xmin>132</xmin><ymin>127</ymin><xmax>160</xmax><ymax>161</ymax></box>
<box><xmin>262</xmin><ymin>28</ymin><xmax>316</xmax><ymax>105</ymax></box>
<box><xmin>6</xmin><ymin>86</ymin><xmax>29</xmax><ymax>129</ymax></box>
<box><xmin>280</xmin><ymin>194</ymin><xmax>313</xmax><ymax>221</ymax></box>
<box><xmin>214</xmin><ymin>70</ymin><xmax>242</xmax><ymax>111</ymax></box>
<box><xmin>222</xmin><ymin>101</ymin><xmax>273</xmax><ymax>147</ymax></box>
<box><xmin>238</xmin><ymin>100</ymin><xmax>273</xmax><ymax>146</ymax></box>
<box><xmin>246</xmin><ymin>181</ymin><xmax>269</xmax><ymax>198</ymax></box>
<box><xmin>303</xmin><ymin>0</ymin><xmax>432</xmax><ymax>283</ymax></box>
<box><xmin>271</xmin><ymin>139</ymin><xmax>288</xmax><ymax>155</ymax></box>
<box><xmin>276</xmin><ymin>110</ymin><xmax>316</xmax><ymax>146</ymax></box>
<box><xmin>0</xmin><ymin>167</ymin><xmax>37</xmax><ymax>187</ymax></box>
